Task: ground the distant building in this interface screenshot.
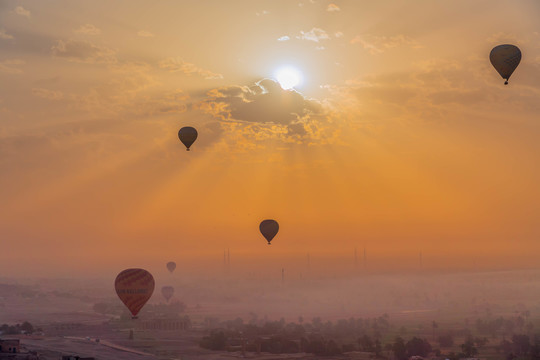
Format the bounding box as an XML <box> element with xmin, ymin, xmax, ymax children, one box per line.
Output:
<box><xmin>0</xmin><ymin>338</ymin><xmax>20</xmax><ymax>353</ymax></box>
<box><xmin>138</xmin><ymin>317</ymin><xmax>191</xmax><ymax>331</ymax></box>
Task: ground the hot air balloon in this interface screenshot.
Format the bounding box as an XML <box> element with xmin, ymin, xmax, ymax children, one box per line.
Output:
<box><xmin>166</xmin><ymin>261</ymin><xmax>176</xmax><ymax>273</ymax></box>
<box><xmin>259</xmin><ymin>219</ymin><xmax>279</xmax><ymax>245</ymax></box>
<box><xmin>490</xmin><ymin>44</ymin><xmax>521</xmax><ymax>85</ymax></box>
<box><xmin>114</xmin><ymin>268</ymin><xmax>155</xmax><ymax>319</ymax></box>
<box><xmin>178</xmin><ymin>126</ymin><xmax>198</xmax><ymax>151</ymax></box>
<box><xmin>161</xmin><ymin>286</ymin><xmax>174</xmax><ymax>302</ymax></box>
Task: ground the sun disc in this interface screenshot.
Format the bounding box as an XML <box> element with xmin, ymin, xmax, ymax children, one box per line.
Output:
<box><xmin>274</xmin><ymin>66</ymin><xmax>302</xmax><ymax>89</ymax></box>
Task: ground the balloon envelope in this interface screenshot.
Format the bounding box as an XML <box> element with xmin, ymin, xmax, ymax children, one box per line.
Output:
<box><xmin>161</xmin><ymin>286</ymin><xmax>174</xmax><ymax>302</ymax></box>
<box><xmin>490</xmin><ymin>44</ymin><xmax>521</xmax><ymax>84</ymax></box>
<box><xmin>178</xmin><ymin>126</ymin><xmax>198</xmax><ymax>151</ymax></box>
<box><xmin>166</xmin><ymin>261</ymin><xmax>176</xmax><ymax>273</ymax></box>
<box><xmin>115</xmin><ymin>268</ymin><xmax>155</xmax><ymax>318</ymax></box>
<box><xmin>259</xmin><ymin>219</ymin><xmax>279</xmax><ymax>244</ymax></box>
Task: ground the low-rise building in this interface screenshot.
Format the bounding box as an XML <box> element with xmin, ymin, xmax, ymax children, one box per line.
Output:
<box><xmin>138</xmin><ymin>317</ymin><xmax>191</xmax><ymax>331</ymax></box>
<box><xmin>0</xmin><ymin>338</ymin><xmax>20</xmax><ymax>353</ymax></box>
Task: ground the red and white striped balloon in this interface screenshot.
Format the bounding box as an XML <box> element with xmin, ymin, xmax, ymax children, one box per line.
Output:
<box><xmin>114</xmin><ymin>268</ymin><xmax>155</xmax><ymax>318</ymax></box>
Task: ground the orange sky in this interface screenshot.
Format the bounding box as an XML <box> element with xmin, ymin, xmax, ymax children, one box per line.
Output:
<box><xmin>2</xmin><ymin>1</ymin><xmax>540</xmax><ymax>277</ymax></box>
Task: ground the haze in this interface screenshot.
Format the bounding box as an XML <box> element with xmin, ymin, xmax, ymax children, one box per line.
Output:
<box><xmin>2</xmin><ymin>0</ymin><xmax>540</xmax><ymax>277</ymax></box>
<box><xmin>3</xmin><ymin>1</ymin><xmax>540</xmax><ymax>359</ymax></box>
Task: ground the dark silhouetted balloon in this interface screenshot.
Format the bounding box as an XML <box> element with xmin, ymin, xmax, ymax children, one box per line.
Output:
<box><xmin>161</xmin><ymin>286</ymin><xmax>174</xmax><ymax>302</ymax></box>
<box><xmin>166</xmin><ymin>261</ymin><xmax>176</xmax><ymax>273</ymax></box>
<box><xmin>260</xmin><ymin>219</ymin><xmax>279</xmax><ymax>245</ymax></box>
<box><xmin>114</xmin><ymin>268</ymin><xmax>155</xmax><ymax>319</ymax></box>
<box><xmin>490</xmin><ymin>44</ymin><xmax>521</xmax><ymax>85</ymax></box>
<box><xmin>178</xmin><ymin>126</ymin><xmax>198</xmax><ymax>151</ymax></box>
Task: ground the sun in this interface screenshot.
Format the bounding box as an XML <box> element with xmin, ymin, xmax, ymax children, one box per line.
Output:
<box><xmin>274</xmin><ymin>66</ymin><xmax>303</xmax><ymax>90</ymax></box>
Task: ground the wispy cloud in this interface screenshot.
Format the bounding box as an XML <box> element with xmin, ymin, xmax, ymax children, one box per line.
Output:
<box><xmin>74</xmin><ymin>24</ymin><xmax>101</xmax><ymax>36</ymax></box>
<box><xmin>51</xmin><ymin>40</ymin><xmax>117</xmax><ymax>64</ymax></box>
<box><xmin>70</xmin><ymin>62</ymin><xmax>189</xmax><ymax>118</ymax></box>
<box><xmin>351</xmin><ymin>34</ymin><xmax>422</xmax><ymax>54</ymax></box>
<box><xmin>14</xmin><ymin>6</ymin><xmax>30</xmax><ymax>18</ymax></box>
<box><xmin>32</xmin><ymin>88</ymin><xmax>64</xmax><ymax>100</ymax></box>
<box><xmin>327</xmin><ymin>3</ymin><xmax>340</xmax><ymax>12</ymax></box>
<box><xmin>277</xmin><ymin>35</ymin><xmax>290</xmax><ymax>42</ymax></box>
<box><xmin>486</xmin><ymin>32</ymin><xmax>520</xmax><ymax>45</ymax></box>
<box><xmin>137</xmin><ymin>30</ymin><xmax>155</xmax><ymax>38</ymax></box>
<box><xmin>0</xmin><ymin>59</ymin><xmax>25</xmax><ymax>74</ymax></box>
<box><xmin>0</xmin><ymin>29</ymin><xmax>14</xmax><ymax>40</ymax></box>
<box><xmin>159</xmin><ymin>57</ymin><xmax>223</xmax><ymax>79</ymax></box>
<box><xmin>297</xmin><ymin>28</ymin><xmax>329</xmax><ymax>42</ymax></box>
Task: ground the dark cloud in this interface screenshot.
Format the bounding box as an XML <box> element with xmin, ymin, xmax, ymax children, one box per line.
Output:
<box><xmin>200</xmin><ymin>79</ymin><xmax>322</xmax><ymax>125</ymax></box>
<box><xmin>195</xmin><ymin>79</ymin><xmax>342</xmax><ymax>147</ymax></box>
<box><xmin>287</xmin><ymin>122</ymin><xmax>308</xmax><ymax>136</ymax></box>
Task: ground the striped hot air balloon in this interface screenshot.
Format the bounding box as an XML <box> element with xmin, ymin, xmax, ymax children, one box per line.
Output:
<box><xmin>114</xmin><ymin>268</ymin><xmax>155</xmax><ymax>319</ymax></box>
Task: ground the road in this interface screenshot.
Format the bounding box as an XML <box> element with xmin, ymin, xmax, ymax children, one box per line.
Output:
<box><xmin>22</xmin><ymin>336</ymin><xmax>157</xmax><ymax>360</ymax></box>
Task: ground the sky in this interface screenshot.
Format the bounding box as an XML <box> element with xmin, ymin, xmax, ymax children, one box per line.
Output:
<box><xmin>2</xmin><ymin>0</ymin><xmax>540</xmax><ymax>277</ymax></box>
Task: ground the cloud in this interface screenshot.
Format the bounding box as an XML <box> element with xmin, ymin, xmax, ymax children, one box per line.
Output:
<box><xmin>486</xmin><ymin>32</ymin><xmax>520</xmax><ymax>45</ymax></box>
<box><xmin>277</xmin><ymin>35</ymin><xmax>290</xmax><ymax>42</ymax></box>
<box><xmin>137</xmin><ymin>30</ymin><xmax>154</xmax><ymax>38</ymax></box>
<box><xmin>51</xmin><ymin>39</ymin><xmax>117</xmax><ymax>64</ymax></box>
<box><xmin>0</xmin><ymin>59</ymin><xmax>24</xmax><ymax>74</ymax></box>
<box><xmin>327</xmin><ymin>3</ymin><xmax>340</xmax><ymax>12</ymax></box>
<box><xmin>332</xmin><ymin>55</ymin><xmax>540</xmax><ymax>129</ymax></box>
<box><xmin>32</xmin><ymin>88</ymin><xmax>64</xmax><ymax>100</ymax></box>
<box><xmin>334</xmin><ymin>31</ymin><xmax>344</xmax><ymax>38</ymax></box>
<box><xmin>14</xmin><ymin>6</ymin><xmax>30</xmax><ymax>17</ymax></box>
<box><xmin>0</xmin><ymin>28</ymin><xmax>14</xmax><ymax>40</ymax></box>
<box><xmin>297</xmin><ymin>28</ymin><xmax>330</xmax><ymax>42</ymax></box>
<box><xmin>159</xmin><ymin>57</ymin><xmax>223</xmax><ymax>79</ymax></box>
<box><xmin>199</xmin><ymin>79</ymin><xmax>321</xmax><ymax>124</ymax></box>
<box><xmin>71</xmin><ymin>62</ymin><xmax>190</xmax><ymax>118</ymax></box>
<box><xmin>195</xmin><ymin>79</ymin><xmax>338</xmax><ymax>146</ymax></box>
<box><xmin>74</xmin><ymin>24</ymin><xmax>101</xmax><ymax>35</ymax></box>
<box><xmin>351</xmin><ymin>34</ymin><xmax>422</xmax><ymax>54</ymax></box>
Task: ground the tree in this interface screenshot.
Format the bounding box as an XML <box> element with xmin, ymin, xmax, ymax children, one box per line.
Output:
<box><xmin>358</xmin><ymin>334</ymin><xmax>374</xmax><ymax>352</ymax></box>
<box><xmin>474</xmin><ymin>336</ymin><xmax>489</xmax><ymax>349</ymax></box>
<box><xmin>326</xmin><ymin>340</ymin><xmax>341</xmax><ymax>355</ymax></box>
<box><xmin>438</xmin><ymin>333</ymin><xmax>454</xmax><ymax>347</ymax></box>
<box><xmin>21</xmin><ymin>321</ymin><xmax>34</xmax><ymax>334</ymax></box>
<box><xmin>200</xmin><ymin>331</ymin><xmax>227</xmax><ymax>350</ymax></box>
<box><xmin>461</xmin><ymin>338</ymin><xmax>478</xmax><ymax>357</ymax></box>
<box><xmin>432</xmin><ymin>321</ymin><xmax>438</xmax><ymax>341</ymax></box>
<box><xmin>406</xmin><ymin>337</ymin><xmax>432</xmax><ymax>358</ymax></box>
<box><xmin>392</xmin><ymin>337</ymin><xmax>407</xmax><ymax>360</ymax></box>
<box><xmin>374</xmin><ymin>339</ymin><xmax>382</xmax><ymax>357</ymax></box>
<box><xmin>511</xmin><ymin>334</ymin><xmax>530</xmax><ymax>357</ymax></box>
